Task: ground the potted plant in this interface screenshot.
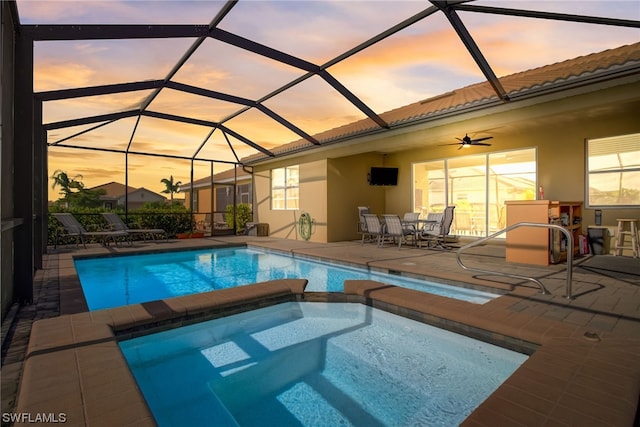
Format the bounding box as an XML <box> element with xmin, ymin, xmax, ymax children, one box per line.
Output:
<box><xmin>176</xmin><ymin>231</ymin><xmax>205</xmax><ymax>239</ymax></box>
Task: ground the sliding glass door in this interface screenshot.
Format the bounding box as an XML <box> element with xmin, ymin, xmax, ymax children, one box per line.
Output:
<box><xmin>448</xmin><ymin>155</ymin><xmax>486</xmax><ymax>236</ymax></box>
<box><xmin>413</xmin><ymin>160</ymin><xmax>445</xmax><ymax>214</ymax></box>
<box><xmin>412</xmin><ymin>148</ymin><xmax>536</xmax><ymax>237</ymax></box>
<box><xmin>487</xmin><ymin>149</ymin><xmax>537</xmax><ymax>234</ymax></box>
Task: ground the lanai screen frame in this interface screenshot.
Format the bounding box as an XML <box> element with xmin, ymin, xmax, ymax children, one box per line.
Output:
<box><xmin>9</xmin><ymin>0</ymin><xmax>640</xmax><ymax>303</ymax></box>
<box><xmin>30</xmin><ymin>1</ymin><xmax>639</xmax><ymax>170</ymax></box>
<box><xmin>31</xmin><ymin>1</ymin><xmax>639</xmax><ymax>199</ymax></box>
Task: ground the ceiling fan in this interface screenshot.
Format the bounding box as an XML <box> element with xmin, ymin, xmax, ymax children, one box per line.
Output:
<box><xmin>443</xmin><ymin>134</ymin><xmax>493</xmax><ymax>150</ymax></box>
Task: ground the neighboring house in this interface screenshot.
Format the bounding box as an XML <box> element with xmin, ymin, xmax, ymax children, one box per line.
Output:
<box><xmin>89</xmin><ymin>182</ymin><xmax>167</xmax><ymax>210</ymax></box>
<box><xmin>180</xmin><ymin>166</ymin><xmax>253</xmax><ymax>229</ymax></box>
<box><xmin>242</xmin><ymin>43</ymin><xmax>640</xmax><ymax>244</ymax></box>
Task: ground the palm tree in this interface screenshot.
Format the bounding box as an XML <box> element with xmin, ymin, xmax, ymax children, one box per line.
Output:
<box><xmin>160</xmin><ymin>175</ymin><xmax>182</xmax><ymax>206</ymax></box>
<box><xmin>51</xmin><ymin>170</ymin><xmax>84</xmax><ymax>199</ymax></box>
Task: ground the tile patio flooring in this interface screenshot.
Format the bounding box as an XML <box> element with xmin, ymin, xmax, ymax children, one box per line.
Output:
<box><xmin>1</xmin><ymin>235</ymin><xmax>639</xmax><ymax>426</ymax></box>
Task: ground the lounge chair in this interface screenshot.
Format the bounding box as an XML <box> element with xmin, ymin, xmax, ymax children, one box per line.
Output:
<box><xmin>196</xmin><ymin>213</ymin><xmax>212</xmax><ymax>232</ymax></box>
<box><xmin>418</xmin><ymin>206</ymin><xmax>456</xmax><ymax>249</ymax></box>
<box><xmin>102</xmin><ymin>212</ymin><xmax>168</xmax><ymax>242</ymax></box>
<box><xmin>52</xmin><ymin>213</ymin><xmax>130</xmax><ymax>248</ymax></box>
<box><xmin>361</xmin><ymin>214</ymin><xmax>385</xmax><ymax>246</ymax></box>
<box><xmin>382</xmin><ymin>214</ymin><xmax>415</xmax><ymax>248</ymax></box>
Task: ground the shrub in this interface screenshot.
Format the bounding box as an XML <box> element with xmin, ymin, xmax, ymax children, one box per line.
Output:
<box><xmin>132</xmin><ymin>203</ymin><xmax>193</xmax><ymax>236</ymax></box>
<box><xmin>47</xmin><ymin>204</ymin><xmax>195</xmax><ymax>245</ymax></box>
<box><xmin>47</xmin><ymin>206</ymin><xmax>109</xmax><ymax>246</ymax></box>
<box><xmin>225</xmin><ymin>203</ymin><xmax>253</xmax><ymax>233</ymax></box>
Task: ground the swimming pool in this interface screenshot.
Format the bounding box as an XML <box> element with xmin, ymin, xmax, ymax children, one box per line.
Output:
<box><xmin>74</xmin><ymin>247</ymin><xmax>499</xmax><ymax>310</ymax></box>
<box><xmin>120</xmin><ymin>302</ymin><xmax>527</xmax><ymax>426</ymax></box>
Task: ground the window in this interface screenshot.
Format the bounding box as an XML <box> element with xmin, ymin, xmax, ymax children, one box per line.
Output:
<box><xmin>215</xmin><ymin>186</ymin><xmax>231</xmax><ymax>211</ymax></box>
<box><xmin>587</xmin><ymin>133</ymin><xmax>640</xmax><ymax>207</ymax></box>
<box><xmin>271</xmin><ymin>165</ymin><xmax>299</xmax><ymax>210</ymax></box>
<box><xmin>413</xmin><ymin>148</ymin><xmax>536</xmax><ymax>237</ymax></box>
<box><xmin>192</xmin><ymin>190</ymin><xmax>198</xmax><ymax>212</ymax></box>
<box><xmin>238</xmin><ymin>183</ymin><xmax>252</xmax><ymax>205</ymax></box>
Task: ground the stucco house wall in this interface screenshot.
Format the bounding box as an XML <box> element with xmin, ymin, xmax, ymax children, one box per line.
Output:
<box><xmin>251</xmin><ymin>80</ymin><xmax>640</xmax><ymax>243</ymax></box>
<box><xmin>116</xmin><ymin>188</ymin><xmax>167</xmax><ymax>210</ymax></box>
<box><xmin>253</xmin><ymin>159</ymin><xmax>328</xmax><ymax>242</ymax></box>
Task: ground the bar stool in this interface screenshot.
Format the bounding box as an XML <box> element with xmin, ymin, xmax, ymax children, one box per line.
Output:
<box><xmin>614</xmin><ymin>218</ymin><xmax>639</xmax><ymax>258</ymax></box>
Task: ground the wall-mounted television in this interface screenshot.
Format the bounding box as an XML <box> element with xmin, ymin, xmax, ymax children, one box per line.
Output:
<box><xmin>368</xmin><ymin>167</ymin><xmax>398</xmax><ymax>186</ymax></box>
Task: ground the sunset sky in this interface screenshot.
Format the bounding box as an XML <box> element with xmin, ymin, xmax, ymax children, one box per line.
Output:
<box><xmin>15</xmin><ymin>0</ymin><xmax>640</xmax><ymax>201</ymax></box>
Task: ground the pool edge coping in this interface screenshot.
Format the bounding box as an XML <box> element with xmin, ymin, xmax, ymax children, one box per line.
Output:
<box><xmin>16</xmin><ymin>279</ymin><xmax>309</xmax><ymax>426</ymax></box>
<box><xmin>15</xmin><ymin>278</ymin><xmax>640</xmax><ymax>426</ymax></box>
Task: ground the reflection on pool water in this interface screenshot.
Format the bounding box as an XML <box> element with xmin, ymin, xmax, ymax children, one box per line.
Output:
<box><xmin>120</xmin><ymin>302</ymin><xmax>527</xmax><ymax>427</ymax></box>
<box><xmin>75</xmin><ymin>247</ymin><xmax>499</xmax><ymax>310</ymax></box>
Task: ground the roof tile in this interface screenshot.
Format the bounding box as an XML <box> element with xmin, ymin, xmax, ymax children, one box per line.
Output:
<box><xmin>243</xmin><ymin>42</ymin><xmax>640</xmax><ymax>163</ymax></box>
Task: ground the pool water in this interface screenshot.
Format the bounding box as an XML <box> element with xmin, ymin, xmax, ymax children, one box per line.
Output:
<box><xmin>120</xmin><ymin>302</ymin><xmax>527</xmax><ymax>427</ymax></box>
<box><xmin>75</xmin><ymin>247</ymin><xmax>498</xmax><ymax>311</ymax></box>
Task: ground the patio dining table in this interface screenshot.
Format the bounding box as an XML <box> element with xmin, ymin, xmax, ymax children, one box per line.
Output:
<box><xmin>399</xmin><ymin>218</ymin><xmax>437</xmax><ymax>246</ymax></box>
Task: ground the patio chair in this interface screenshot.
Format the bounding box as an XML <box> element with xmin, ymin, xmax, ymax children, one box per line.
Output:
<box><xmin>421</xmin><ymin>212</ymin><xmax>444</xmax><ymax>234</ymax></box>
<box><xmin>401</xmin><ymin>212</ymin><xmax>420</xmax><ymax>244</ymax></box>
<box><xmin>382</xmin><ymin>214</ymin><xmax>415</xmax><ymax>248</ymax></box>
<box><xmin>402</xmin><ymin>212</ymin><xmax>420</xmax><ymax>224</ymax></box>
<box><xmin>418</xmin><ymin>206</ymin><xmax>456</xmax><ymax>249</ymax></box>
<box><xmin>52</xmin><ymin>213</ymin><xmax>130</xmax><ymax>248</ymax></box>
<box><xmin>196</xmin><ymin>213</ymin><xmax>212</xmax><ymax>231</ymax></box>
<box><xmin>357</xmin><ymin>206</ymin><xmax>370</xmax><ymax>230</ymax></box>
<box><xmin>357</xmin><ymin>206</ymin><xmax>372</xmax><ymax>242</ymax></box>
<box><xmin>102</xmin><ymin>212</ymin><xmax>168</xmax><ymax>242</ymax></box>
<box><xmin>361</xmin><ymin>214</ymin><xmax>385</xmax><ymax>246</ymax></box>
<box><xmin>454</xmin><ymin>211</ymin><xmax>473</xmax><ymax>235</ymax></box>
<box><xmin>213</xmin><ymin>213</ymin><xmax>229</xmax><ymax>230</ymax></box>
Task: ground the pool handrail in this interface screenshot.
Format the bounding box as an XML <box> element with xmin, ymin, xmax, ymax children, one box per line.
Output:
<box><xmin>456</xmin><ymin>222</ymin><xmax>574</xmax><ymax>299</ymax></box>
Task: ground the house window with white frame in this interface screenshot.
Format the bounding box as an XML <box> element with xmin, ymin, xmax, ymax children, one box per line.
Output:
<box><xmin>587</xmin><ymin>133</ymin><xmax>640</xmax><ymax>207</ymax></box>
<box><xmin>271</xmin><ymin>165</ymin><xmax>299</xmax><ymax>210</ymax></box>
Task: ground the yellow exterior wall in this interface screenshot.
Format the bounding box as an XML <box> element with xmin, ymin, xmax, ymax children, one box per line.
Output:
<box><xmin>254</xmin><ymin>153</ymin><xmax>393</xmax><ymax>242</ymax></box>
<box><xmin>327</xmin><ymin>153</ymin><xmax>387</xmax><ymax>241</ymax></box>
<box><xmin>182</xmin><ymin>188</ymin><xmax>213</xmax><ymax>225</ymax></box>
<box><xmin>384</xmin><ymin>93</ymin><xmax>640</xmax><ymax>236</ymax></box>
<box><xmin>197</xmin><ymin>188</ymin><xmax>213</xmax><ymax>213</ymax></box>
<box><xmin>252</xmin><ymin>81</ymin><xmax>639</xmax><ymax>244</ymax></box>
<box><xmin>254</xmin><ymin>159</ymin><xmax>328</xmax><ymax>242</ymax></box>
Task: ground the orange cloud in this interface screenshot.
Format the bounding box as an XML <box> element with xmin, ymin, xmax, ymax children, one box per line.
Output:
<box><xmin>331</xmin><ymin>27</ymin><xmax>476</xmax><ymax>76</ymax></box>
<box><xmin>34</xmin><ymin>60</ymin><xmax>96</xmax><ymax>91</ymax></box>
<box><xmin>174</xmin><ymin>63</ymin><xmax>232</xmax><ymax>89</ymax></box>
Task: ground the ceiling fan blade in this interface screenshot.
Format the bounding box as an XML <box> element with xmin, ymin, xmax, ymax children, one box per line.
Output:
<box><xmin>442</xmin><ymin>133</ymin><xmax>493</xmax><ymax>148</ymax></box>
<box><xmin>470</xmin><ymin>136</ymin><xmax>493</xmax><ymax>143</ymax></box>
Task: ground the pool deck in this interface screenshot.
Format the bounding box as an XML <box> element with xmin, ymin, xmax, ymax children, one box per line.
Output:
<box><xmin>2</xmin><ymin>235</ymin><xmax>639</xmax><ymax>426</ymax></box>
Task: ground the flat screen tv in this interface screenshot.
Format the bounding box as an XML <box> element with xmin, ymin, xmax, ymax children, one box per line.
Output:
<box><xmin>368</xmin><ymin>167</ymin><xmax>398</xmax><ymax>186</ymax></box>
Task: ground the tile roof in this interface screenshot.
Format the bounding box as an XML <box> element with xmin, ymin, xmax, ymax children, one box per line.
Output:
<box><xmin>88</xmin><ymin>181</ymin><xmax>167</xmax><ymax>200</ymax></box>
<box><xmin>89</xmin><ymin>181</ymin><xmax>137</xmax><ymax>197</ymax></box>
<box><xmin>243</xmin><ymin>42</ymin><xmax>640</xmax><ymax>164</ymax></box>
<box><xmin>180</xmin><ymin>166</ymin><xmax>252</xmax><ymax>189</ymax></box>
